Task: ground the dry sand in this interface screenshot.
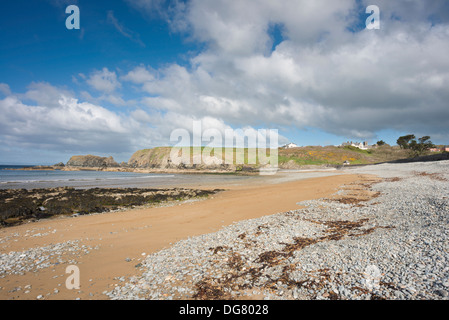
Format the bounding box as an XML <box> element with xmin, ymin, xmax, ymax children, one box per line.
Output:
<box><xmin>0</xmin><ymin>171</ymin><xmax>376</xmax><ymax>300</ymax></box>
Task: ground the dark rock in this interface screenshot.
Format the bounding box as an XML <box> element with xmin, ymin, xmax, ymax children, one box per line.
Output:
<box><xmin>0</xmin><ymin>187</ymin><xmax>219</xmax><ymax>228</ymax></box>
<box><xmin>66</xmin><ymin>155</ymin><xmax>120</xmax><ymax>168</ymax></box>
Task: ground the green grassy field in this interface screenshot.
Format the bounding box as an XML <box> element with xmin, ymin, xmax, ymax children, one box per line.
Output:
<box><xmin>277</xmin><ymin>145</ymin><xmax>412</xmax><ymax>167</ymax></box>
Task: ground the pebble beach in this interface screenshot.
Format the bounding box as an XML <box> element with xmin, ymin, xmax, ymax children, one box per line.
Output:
<box><xmin>105</xmin><ymin>160</ymin><xmax>449</xmax><ymax>300</ymax></box>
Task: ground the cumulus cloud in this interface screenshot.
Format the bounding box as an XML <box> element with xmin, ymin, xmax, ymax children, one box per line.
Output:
<box><xmin>0</xmin><ymin>82</ymin><xmax>280</xmax><ymax>162</ymax></box>
<box><xmin>0</xmin><ymin>83</ymin><xmax>11</xmax><ymax>96</ymax></box>
<box><xmin>175</xmin><ymin>0</ymin><xmax>356</xmax><ymax>54</ymax></box>
<box><xmin>22</xmin><ymin>82</ymin><xmax>74</xmax><ymax>108</ymax></box>
<box><xmin>361</xmin><ymin>0</ymin><xmax>449</xmax><ymax>24</ymax></box>
<box><xmin>0</xmin><ymin>83</ymin><xmax>150</xmax><ymax>156</ymax></box>
<box><xmin>87</xmin><ymin>68</ymin><xmax>121</xmax><ymax>94</ymax></box>
<box><xmin>124</xmin><ymin>0</ymin><xmax>449</xmax><ymax>142</ymax></box>
<box><xmin>122</xmin><ymin>65</ymin><xmax>155</xmax><ymax>84</ymax></box>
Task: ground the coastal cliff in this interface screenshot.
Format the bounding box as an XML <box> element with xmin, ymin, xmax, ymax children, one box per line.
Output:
<box><xmin>128</xmin><ymin>147</ymin><xmax>172</xmax><ymax>168</ymax></box>
<box><xmin>66</xmin><ymin>155</ymin><xmax>120</xmax><ymax>168</ymax></box>
<box><xmin>127</xmin><ymin>147</ymin><xmax>256</xmax><ymax>172</ymax></box>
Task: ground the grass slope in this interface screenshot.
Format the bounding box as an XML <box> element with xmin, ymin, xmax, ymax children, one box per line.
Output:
<box><xmin>128</xmin><ymin>145</ymin><xmax>438</xmax><ymax>168</ymax></box>
<box><xmin>279</xmin><ymin>145</ymin><xmax>411</xmax><ymax>166</ymax></box>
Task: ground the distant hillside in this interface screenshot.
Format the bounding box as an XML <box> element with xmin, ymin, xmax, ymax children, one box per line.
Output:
<box><xmin>64</xmin><ymin>145</ymin><xmax>443</xmax><ymax>173</ymax></box>
<box><xmin>278</xmin><ymin>145</ymin><xmax>411</xmax><ymax>167</ymax></box>
<box><xmin>127</xmin><ymin>145</ymin><xmax>415</xmax><ymax>170</ymax></box>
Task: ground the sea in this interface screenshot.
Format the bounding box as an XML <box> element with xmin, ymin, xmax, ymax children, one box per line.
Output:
<box><xmin>0</xmin><ymin>165</ymin><xmax>251</xmax><ymax>190</ymax></box>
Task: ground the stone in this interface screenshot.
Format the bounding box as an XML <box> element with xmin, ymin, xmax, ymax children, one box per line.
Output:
<box><xmin>435</xmin><ymin>289</ymin><xmax>448</xmax><ymax>297</ymax></box>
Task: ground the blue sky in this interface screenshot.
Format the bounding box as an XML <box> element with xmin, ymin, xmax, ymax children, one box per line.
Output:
<box><xmin>1</xmin><ymin>0</ymin><xmax>449</xmax><ymax>164</ymax></box>
<box><xmin>1</xmin><ymin>1</ymin><xmax>191</xmax><ymax>93</ymax></box>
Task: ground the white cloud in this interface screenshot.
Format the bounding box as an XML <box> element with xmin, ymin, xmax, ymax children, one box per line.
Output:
<box><xmin>0</xmin><ymin>83</ymin><xmax>280</xmax><ymax>159</ymax></box>
<box><xmin>124</xmin><ymin>0</ymin><xmax>449</xmax><ymax>142</ymax></box>
<box><xmin>0</xmin><ymin>84</ymin><xmax>151</xmax><ymax>155</ymax></box>
<box><xmin>86</xmin><ymin>68</ymin><xmax>121</xmax><ymax>94</ymax></box>
<box><xmin>0</xmin><ymin>83</ymin><xmax>11</xmax><ymax>96</ymax></box>
<box><xmin>122</xmin><ymin>65</ymin><xmax>155</xmax><ymax>84</ymax></box>
<box><xmin>360</xmin><ymin>0</ymin><xmax>449</xmax><ymax>24</ymax></box>
<box><xmin>174</xmin><ymin>0</ymin><xmax>356</xmax><ymax>55</ymax></box>
<box><xmin>22</xmin><ymin>82</ymin><xmax>74</xmax><ymax>108</ymax></box>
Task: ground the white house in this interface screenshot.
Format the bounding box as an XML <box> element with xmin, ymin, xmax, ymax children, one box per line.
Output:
<box><xmin>281</xmin><ymin>142</ymin><xmax>298</xmax><ymax>149</ymax></box>
<box><xmin>341</xmin><ymin>141</ymin><xmax>370</xmax><ymax>150</ymax></box>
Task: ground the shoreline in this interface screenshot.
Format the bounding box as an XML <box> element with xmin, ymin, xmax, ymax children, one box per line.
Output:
<box><xmin>0</xmin><ymin>171</ymin><xmax>363</xmax><ymax>300</ymax></box>
<box><xmin>2</xmin><ymin>164</ymin><xmax>343</xmax><ymax>175</ymax></box>
<box><xmin>0</xmin><ymin>167</ymin><xmax>345</xmax><ymax>191</ymax></box>
<box><xmin>2</xmin><ymin>165</ymin><xmax>251</xmax><ymax>175</ymax></box>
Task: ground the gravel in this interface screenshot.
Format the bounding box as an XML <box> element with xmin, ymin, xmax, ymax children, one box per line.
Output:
<box><xmin>105</xmin><ymin>160</ymin><xmax>449</xmax><ymax>300</ymax></box>
<box><xmin>0</xmin><ymin>240</ymin><xmax>98</xmax><ymax>278</ymax></box>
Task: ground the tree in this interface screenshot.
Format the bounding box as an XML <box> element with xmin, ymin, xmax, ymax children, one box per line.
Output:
<box><xmin>409</xmin><ymin>136</ymin><xmax>435</xmax><ymax>157</ymax></box>
<box><xmin>397</xmin><ymin>134</ymin><xmax>415</xmax><ymax>149</ymax></box>
<box><xmin>376</xmin><ymin>140</ymin><xmax>386</xmax><ymax>146</ymax></box>
<box><xmin>396</xmin><ymin>134</ymin><xmax>435</xmax><ymax>156</ymax></box>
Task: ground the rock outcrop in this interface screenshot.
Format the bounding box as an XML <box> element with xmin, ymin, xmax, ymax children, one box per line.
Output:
<box><xmin>127</xmin><ymin>148</ymin><xmax>173</xmax><ymax>168</ymax></box>
<box><xmin>66</xmin><ymin>155</ymin><xmax>120</xmax><ymax>168</ymax></box>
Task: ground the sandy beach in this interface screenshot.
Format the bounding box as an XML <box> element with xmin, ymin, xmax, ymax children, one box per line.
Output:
<box><xmin>0</xmin><ymin>170</ymin><xmax>370</xmax><ymax>300</ymax></box>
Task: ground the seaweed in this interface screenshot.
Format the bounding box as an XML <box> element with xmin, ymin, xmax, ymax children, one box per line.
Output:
<box><xmin>0</xmin><ymin>187</ymin><xmax>220</xmax><ymax>227</ymax></box>
<box><xmin>192</xmin><ymin>217</ymin><xmax>395</xmax><ymax>300</ymax></box>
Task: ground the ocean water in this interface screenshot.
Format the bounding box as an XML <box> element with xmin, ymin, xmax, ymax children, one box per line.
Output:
<box><xmin>0</xmin><ymin>165</ymin><xmax>251</xmax><ymax>189</ymax></box>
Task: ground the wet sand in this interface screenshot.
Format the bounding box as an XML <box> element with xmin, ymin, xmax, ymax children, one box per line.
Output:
<box><xmin>0</xmin><ymin>171</ymin><xmax>374</xmax><ymax>300</ymax></box>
